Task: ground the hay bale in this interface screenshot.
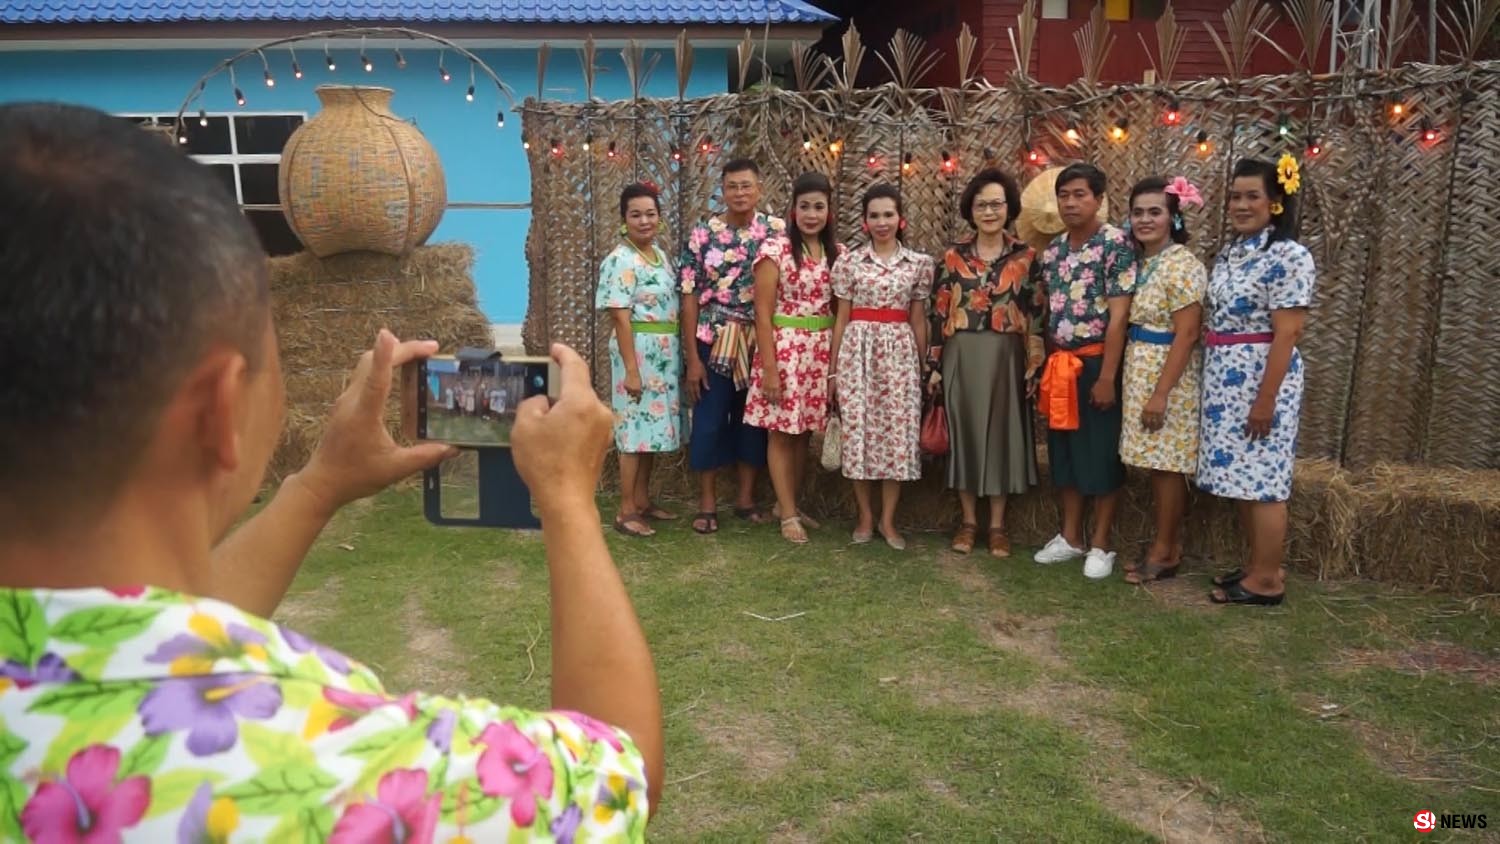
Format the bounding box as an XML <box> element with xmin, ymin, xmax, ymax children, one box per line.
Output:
<box><xmin>270</xmin><ymin>243</ymin><xmax>493</xmax><ymax>480</ymax></box>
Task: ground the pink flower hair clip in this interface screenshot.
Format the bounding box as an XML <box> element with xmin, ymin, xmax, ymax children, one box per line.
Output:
<box><xmin>1164</xmin><ymin>176</ymin><xmax>1204</xmax><ymax>209</ymax></box>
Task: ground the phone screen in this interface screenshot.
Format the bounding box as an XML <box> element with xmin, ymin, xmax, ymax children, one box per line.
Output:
<box><xmin>416</xmin><ymin>355</ymin><xmax>556</xmax><ymax>447</ymax></box>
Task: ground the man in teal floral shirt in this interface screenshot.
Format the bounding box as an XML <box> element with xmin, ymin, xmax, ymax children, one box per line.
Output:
<box><xmin>678</xmin><ymin>158</ymin><xmax>786</xmax><ymax>534</ymax></box>
<box><xmin>0</xmin><ymin>104</ymin><xmax>661</xmax><ymax>841</ymax></box>
<box><xmin>1034</xmin><ymin>163</ymin><xmax>1139</xmax><ymax>580</ymax></box>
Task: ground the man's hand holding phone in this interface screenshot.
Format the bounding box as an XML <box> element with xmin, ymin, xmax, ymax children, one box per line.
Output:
<box><xmin>295</xmin><ymin>330</ymin><xmax>458</xmax><ymax>516</ymax></box>
<box><xmin>511</xmin><ymin>344</ymin><xmax>613</xmax><ymax>520</ymax></box>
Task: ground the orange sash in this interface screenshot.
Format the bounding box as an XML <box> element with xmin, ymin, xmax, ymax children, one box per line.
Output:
<box><xmin>1039</xmin><ymin>343</ymin><xmax>1105</xmax><ymax>431</ymax></box>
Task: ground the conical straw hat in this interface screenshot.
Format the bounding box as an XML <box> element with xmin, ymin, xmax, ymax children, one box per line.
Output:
<box><xmin>1016</xmin><ymin>166</ymin><xmax>1110</xmax><ymax>253</ymax></box>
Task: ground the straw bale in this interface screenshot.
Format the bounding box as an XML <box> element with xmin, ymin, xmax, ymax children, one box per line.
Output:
<box><xmin>269</xmin><ymin>244</ymin><xmax>493</xmax><ymax>480</ymax></box>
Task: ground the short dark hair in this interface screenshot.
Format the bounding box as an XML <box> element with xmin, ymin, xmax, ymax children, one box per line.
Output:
<box><xmin>721</xmin><ymin>158</ymin><xmax>760</xmax><ymax>181</ymax></box>
<box><xmin>959</xmin><ymin>168</ymin><xmax>1021</xmax><ymax>229</ymax></box>
<box><xmin>786</xmin><ymin>171</ymin><xmax>838</xmax><ymax>270</ymax></box>
<box><xmin>861</xmin><ymin>183</ymin><xmax>906</xmax><ymax>241</ymax></box>
<box><xmin>1127</xmin><ymin>175</ymin><xmax>1191</xmax><ymax>246</ymax></box>
<box><xmin>0</xmin><ymin>103</ymin><xmax>270</xmax><ymax>527</ymax></box>
<box><xmin>618</xmin><ymin>182</ymin><xmax>661</xmax><ymax>219</ymax></box>
<box><xmin>1231</xmin><ymin>157</ymin><xmax>1299</xmax><ymax>246</ymax></box>
<box><xmin>1055</xmin><ymin>162</ymin><xmax>1107</xmax><ymax>198</ymax></box>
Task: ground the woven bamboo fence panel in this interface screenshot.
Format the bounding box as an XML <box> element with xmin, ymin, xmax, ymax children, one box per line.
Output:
<box><xmin>522</xmin><ymin>61</ymin><xmax>1500</xmax><ymax>470</ymax></box>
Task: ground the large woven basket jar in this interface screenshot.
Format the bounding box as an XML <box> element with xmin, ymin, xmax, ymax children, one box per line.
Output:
<box><xmin>278</xmin><ymin>86</ymin><xmax>446</xmax><ymax>257</ymax></box>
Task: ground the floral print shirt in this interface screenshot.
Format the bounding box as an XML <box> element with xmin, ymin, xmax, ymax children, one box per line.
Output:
<box><xmin>0</xmin><ymin>587</ymin><xmax>648</xmax><ymax>842</ymax></box>
<box><xmin>930</xmin><ymin>236</ymin><xmax>1045</xmax><ymax>372</ymax></box>
<box><xmin>1039</xmin><ymin>224</ymin><xmax>1139</xmax><ymax>349</ymax></box>
<box><xmin>678</xmin><ymin>212</ymin><xmax>787</xmax><ymax>344</ymax></box>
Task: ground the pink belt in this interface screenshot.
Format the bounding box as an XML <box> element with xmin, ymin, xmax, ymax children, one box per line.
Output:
<box><xmin>1205</xmin><ymin>331</ymin><xmax>1274</xmax><ymax>347</ymax></box>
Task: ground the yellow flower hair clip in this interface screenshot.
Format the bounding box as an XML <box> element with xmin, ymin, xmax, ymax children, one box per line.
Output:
<box><xmin>1276</xmin><ymin>153</ymin><xmax>1301</xmax><ymax>196</ymax></box>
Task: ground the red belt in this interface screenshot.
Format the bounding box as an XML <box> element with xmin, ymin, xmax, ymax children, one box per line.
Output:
<box><xmin>850</xmin><ymin>307</ymin><xmax>908</xmax><ymax>323</ymax></box>
<box><xmin>1205</xmin><ymin>331</ymin><xmax>1274</xmax><ymax>347</ymax></box>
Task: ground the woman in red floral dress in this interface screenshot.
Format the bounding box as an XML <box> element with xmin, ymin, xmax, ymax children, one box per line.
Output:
<box><xmin>746</xmin><ymin>172</ymin><xmax>845</xmax><ymax>544</ymax></box>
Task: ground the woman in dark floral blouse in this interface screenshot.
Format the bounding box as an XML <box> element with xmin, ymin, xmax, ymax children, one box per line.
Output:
<box><xmin>929</xmin><ymin>169</ymin><xmax>1045</xmax><ymax>557</ymax></box>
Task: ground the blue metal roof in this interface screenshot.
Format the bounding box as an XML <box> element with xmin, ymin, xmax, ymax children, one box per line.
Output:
<box><xmin>2</xmin><ymin>0</ymin><xmax>836</xmax><ymax>25</ymax></box>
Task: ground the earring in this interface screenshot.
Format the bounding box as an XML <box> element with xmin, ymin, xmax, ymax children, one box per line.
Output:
<box><xmin>898</xmin><ymin>219</ymin><xmax>907</xmax><ymax>231</ymax></box>
<box><xmin>1171</xmin><ymin>214</ymin><xmax>1183</xmax><ymax>231</ymax></box>
<box><xmin>861</xmin><ymin>222</ymin><xmax>870</xmax><ymax>234</ymax></box>
<box><xmin>1269</xmin><ymin>201</ymin><xmax>1285</xmax><ymax>216</ymax></box>
<box><xmin>619</xmin><ymin>223</ymin><xmax>628</xmax><ymax>237</ymax></box>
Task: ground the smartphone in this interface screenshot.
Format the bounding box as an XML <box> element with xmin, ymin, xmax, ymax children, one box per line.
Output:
<box><xmin>403</xmin><ymin>351</ymin><xmax>559</xmax><ymax>448</ymax></box>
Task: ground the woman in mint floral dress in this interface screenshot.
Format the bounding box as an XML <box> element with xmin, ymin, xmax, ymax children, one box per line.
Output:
<box><xmin>597</xmin><ymin>183</ymin><xmax>682</xmax><ymax>537</ymax></box>
<box><xmin>1199</xmin><ymin>157</ymin><xmax>1316</xmax><ymax>607</ymax></box>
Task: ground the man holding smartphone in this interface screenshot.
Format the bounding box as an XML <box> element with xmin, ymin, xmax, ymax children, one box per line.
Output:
<box><xmin>0</xmin><ymin>103</ymin><xmax>662</xmax><ymax>840</ymax></box>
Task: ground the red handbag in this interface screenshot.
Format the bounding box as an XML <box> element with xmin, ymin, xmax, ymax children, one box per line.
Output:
<box><xmin>919</xmin><ymin>399</ymin><xmax>949</xmax><ymax>456</ymax></box>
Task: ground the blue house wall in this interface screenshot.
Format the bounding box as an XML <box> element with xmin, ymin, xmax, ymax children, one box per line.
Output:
<box><xmin>0</xmin><ymin>45</ymin><xmax>731</xmax><ymax>324</ymax></box>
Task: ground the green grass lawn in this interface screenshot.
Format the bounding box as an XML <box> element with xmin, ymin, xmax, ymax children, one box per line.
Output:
<box><xmin>276</xmin><ymin>489</ymin><xmax>1500</xmax><ymax>843</ymax></box>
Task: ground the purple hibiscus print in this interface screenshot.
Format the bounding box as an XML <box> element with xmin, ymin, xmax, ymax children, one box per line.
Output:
<box><xmin>278</xmin><ymin>625</ymin><xmax>352</xmax><ymax>675</ymax></box>
<box><xmin>550</xmin><ymin>804</ymin><xmax>583</xmax><ymax>844</ymax></box>
<box><xmin>0</xmin><ymin>653</ymin><xmax>79</xmax><ymax>688</ymax></box>
<box><xmin>139</xmin><ymin>673</ymin><xmax>283</xmax><ymax>756</ymax></box>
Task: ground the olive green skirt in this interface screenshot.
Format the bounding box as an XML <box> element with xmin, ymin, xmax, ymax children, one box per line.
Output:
<box><xmin>941</xmin><ymin>331</ymin><xmax>1038</xmax><ymax>497</ymax></box>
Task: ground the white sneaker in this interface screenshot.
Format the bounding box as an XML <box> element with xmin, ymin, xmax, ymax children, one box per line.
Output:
<box><xmin>1034</xmin><ymin>534</ymin><xmax>1086</xmax><ymax>564</ymax></box>
<box><xmin>1083</xmin><ymin>547</ymin><xmax>1117</xmax><ymax>580</ymax></box>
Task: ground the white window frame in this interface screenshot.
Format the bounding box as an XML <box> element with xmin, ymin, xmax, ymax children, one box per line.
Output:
<box><xmin>1041</xmin><ymin>0</ymin><xmax>1069</xmax><ymax>19</ymax></box>
<box><xmin>121</xmin><ymin>111</ymin><xmax>306</xmax><ymax>210</ymax></box>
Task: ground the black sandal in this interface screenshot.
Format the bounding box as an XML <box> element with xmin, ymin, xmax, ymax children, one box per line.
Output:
<box><xmin>613</xmin><ymin>514</ymin><xmax>656</xmax><ymax>538</ymax></box>
<box><xmin>1209</xmin><ymin>580</ymin><xmax>1285</xmax><ymax>606</ymax></box>
<box><xmin>691</xmin><ymin>512</ymin><xmax>719</xmax><ymax>535</ymax></box>
<box><xmin>1125</xmin><ymin>561</ymin><xmax>1180</xmax><ymax>585</ymax></box>
<box><xmin>733</xmin><ymin>506</ymin><xmax>770</xmax><ymax>525</ymax></box>
<box><xmin>1211</xmin><ymin>567</ymin><xmax>1246</xmax><ymax>587</ymax></box>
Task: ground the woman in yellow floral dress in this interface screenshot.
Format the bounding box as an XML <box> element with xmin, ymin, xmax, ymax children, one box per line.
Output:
<box><xmin>1119</xmin><ymin>176</ymin><xmax>1207</xmax><ymax>583</ymax></box>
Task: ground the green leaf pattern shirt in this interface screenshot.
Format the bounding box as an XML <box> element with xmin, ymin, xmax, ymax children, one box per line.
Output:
<box><xmin>0</xmin><ymin>586</ymin><xmax>648</xmax><ymax>842</ymax></box>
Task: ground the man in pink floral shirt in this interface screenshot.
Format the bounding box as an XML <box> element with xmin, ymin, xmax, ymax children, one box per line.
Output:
<box><xmin>0</xmin><ymin>104</ymin><xmax>661</xmax><ymax>841</ymax></box>
<box><xmin>678</xmin><ymin>158</ymin><xmax>786</xmax><ymax>534</ymax></box>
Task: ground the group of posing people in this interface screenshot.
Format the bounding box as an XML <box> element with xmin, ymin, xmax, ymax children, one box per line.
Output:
<box><xmin>597</xmin><ymin>154</ymin><xmax>1313</xmax><ymax>606</ymax></box>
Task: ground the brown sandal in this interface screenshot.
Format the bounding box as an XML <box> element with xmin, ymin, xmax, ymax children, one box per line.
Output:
<box><xmin>1125</xmin><ymin>561</ymin><xmax>1180</xmax><ymax>584</ymax></box>
<box><xmin>988</xmin><ymin>528</ymin><xmax>1011</xmax><ymax>558</ymax></box>
<box><xmin>613</xmin><ymin>514</ymin><xmax>656</xmax><ymax>538</ymax></box>
<box><xmin>951</xmin><ymin>523</ymin><xmax>978</xmax><ymax>554</ymax></box>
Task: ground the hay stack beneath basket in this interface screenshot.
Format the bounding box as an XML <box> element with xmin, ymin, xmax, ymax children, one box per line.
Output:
<box><xmin>626</xmin><ymin>440</ymin><xmax>1499</xmax><ymax>593</ymax></box>
<box><xmin>270</xmin><ymin>243</ymin><xmax>493</xmax><ymax>480</ymax></box>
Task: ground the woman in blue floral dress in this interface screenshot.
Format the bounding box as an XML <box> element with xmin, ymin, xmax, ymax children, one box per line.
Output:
<box><xmin>1197</xmin><ymin>156</ymin><xmax>1315</xmax><ymax>606</ymax></box>
<box><xmin>596</xmin><ymin>183</ymin><xmax>682</xmax><ymax>537</ymax></box>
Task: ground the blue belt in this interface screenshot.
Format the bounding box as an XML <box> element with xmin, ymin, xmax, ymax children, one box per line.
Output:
<box><xmin>1129</xmin><ymin>325</ymin><xmax>1176</xmax><ymax>345</ymax></box>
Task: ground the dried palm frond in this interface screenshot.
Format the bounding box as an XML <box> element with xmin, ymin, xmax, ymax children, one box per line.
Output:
<box><xmin>1438</xmin><ymin>0</ymin><xmax>1500</xmax><ymax>63</ymax></box>
<box><xmin>939</xmin><ymin>88</ymin><xmax>966</xmax><ymax>123</ymax></box>
<box><xmin>1203</xmin><ymin>0</ymin><xmax>1276</xmax><ymax>81</ymax></box>
<box><xmin>1154</xmin><ymin>2</ymin><xmax>1186</xmax><ymax>82</ymax></box>
<box><xmin>877</xmin><ymin>29</ymin><xmax>942</xmax><ymax>89</ymax></box>
<box><xmin>956</xmin><ymin>22</ymin><xmax>981</xmax><ymax>87</ymax></box>
<box><xmin>1072</xmin><ymin>2</ymin><xmax>1116</xmax><ymax>86</ymax></box>
<box><xmin>1260</xmin><ymin>0</ymin><xmax>1332</xmax><ymax>72</ymax></box>
<box><xmin>736</xmin><ymin>29</ymin><xmax>755</xmax><ymax>92</ymax></box>
<box><xmin>1381</xmin><ymin>0</ymin><xmax>1418</xmax><ymax>68</ymax></box>
<box><xmin>1014</xmin><ymin>0</ymin><xmax>1039</xmax><ymax>77</ymax></box>
<box><xmin>578</xmin><ymin>35</ymin><xmax>597</xmax><ymax>100</ymax></box>
<box><xmin>789</xmin><ymin>40</ymin><xmax>834</xmax><ymax>91</ymax></box>
<box><xmin>675</xmin><ymin>30</ymin><xmax>694</xmax><ymax>100</ymax></box>
<box><xmin>535</xmin><ymin>42</ymin><xmax>551</xmax><ymax>100</ymax></box>
<box><xmin>621</xmin><ymin>40</ymin><xmax>645</xmax><ymax>100</ymax></box>
<box><xmin>837</xmin><ymin>22</ymin><xmax>867</xmax><ymax>93</ymax></box>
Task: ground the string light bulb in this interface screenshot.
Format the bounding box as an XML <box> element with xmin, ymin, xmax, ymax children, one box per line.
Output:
<box><xmin>1065</xmin><ymin>123</ymin><xmax>1081</xmax><ymax>143</ymax></box>
<box><xmin>1196</xmin><ymin>130</ymin><xmax>1211</xmax><ymax>155</ymax></box>
<box><xmin>466</xmin><ymin>64</ymin><xmax>476</xmax><ymax>102</ymax></box>
<box><xmin>198</xmin><ymin>108</ymin><xmax>208</xmax><ymax>127</ymax></box>
<box><xmin>497</xmin><ymin>111</ymin><xmax>506</xmax><ymax>129</ymax></box>
<box><xmin>1306</xmin><ymin>134</ymin><xmax>1323</xmax><ymax>157</ymax></box>
<box><xmin>1026</xmin><ymin>147</ymin><xmax>1042</xmax><ymax>165</ymax></box>
<box><xmin>941</xmin><ymin>150</ymin><xmax>955</xmax><ymax>171</ymax></box>
<box><xmin>550</xmin><ymin>138</ymin><xmax>562</xmax><ymax>157</ymax></box>
<box><xmin>607</xmin><ymin>141</ymin><xmax>618</xmax><ymax>159</ymax></box>
<box><xmin>1277</xmin><ymin>113</ymin><xmax>1291</xmax><ymax>138</ymax></box>
<box><xmin>264</xmin><ymin>69</ymin><xmax>276</xmax><ymax>88</ymax></box>
<box><xmin>1165</xmin><ymin>98</ymin><xmax>1181</xmax><ymax>125</ymax></box>
<box><xmin>179</xmin><ymin>134</ymin><xmax>189</xmax><ymax>146</ymax></box>
<box><xmin>522</xmin><ymin>139</ymin><xmax>531</xmax><ymax>151</ymax></box>
<box><xmin>699</xmin><ymin>138</ymin><xmax>711</xmax><ymax>153</ymax></box>
<box><xmin>802</xmin><ymin>136</ymin><xmax>812</xmax><ymax>152</ymax></box>
<box><xmin>583</xmin><ymin>134</ymin><xmax>592</xmax><ymax>151</ymax></box>
<box><xmin>361</xmin><ymin>38</ymin><xmax>373</xmax><ymax>72</ymax></box>
<box><xmin>1420</xmin><ymin>119</ymin><xmax>1439</xmax><ymax>143</ymax></box>
<box><xmin>292</xmin><ymin>60</ymin><xmax>303</xmax><ymax>79</ymax></box>
<box><xmin>901</xmin><ymin>152</ymin><xmax>913</xmax><ymax>173</ymax></box>
<box><xmin>983</xmin><ymin>146</ymin><xmax>995</xmax><ymax>160</ymax></box>
<box><xmin>866</xmin><ymin>149</ymin><xmax>878</xmax><ymax>168</ymax></box>
<box><xmin>395</xmin><ymin>49</ymin><xmax>407</xmax><ymax>70</ymax></box>
<box><xmin>1389</xmin><ymin>99</ymin><xmax>1405</xmax><ymax>118</ymax></box>
<box><xmin>234</xmin><ymin>87</ymin><xmax>246</xmax><ymax>107</ymax></box>
<box><xmin>829</xmin><ymin>139</ymin><xmax>843</xmax><ymax>155</ymax></box>
<box><xmin>439</xmin><ymin>50</ymin><xmax>450</xmax><ymax>82</ymax></box>
<box><xmin>1110</xmin><ymin>118</ymin><xmax>1128</xmax><ymax>141</ymax></box>
<box><xmin>671</xmin><ymin>147</ymin><xmax>683</xmax><ymax>162</ymax></box>
<box><xmin>325</xmin><ymin>48</ymin><xmax>336</xmax><ymax>72</ymax></box>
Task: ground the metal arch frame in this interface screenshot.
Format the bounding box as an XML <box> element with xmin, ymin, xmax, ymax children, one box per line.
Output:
<box><xmin>171</xmin><ymin>26</ymin><xmax>519</xmax><ymax>140</ymax></box>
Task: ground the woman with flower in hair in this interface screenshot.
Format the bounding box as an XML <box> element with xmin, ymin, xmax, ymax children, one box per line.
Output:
<box><xmin>596</xmin><ymin>181</ymin><xmax>681</xmax><ymax>537</ymax></box>
<box><xmin>1198</xmin><ymin>155</ymin><xmax>1316</xmax><ymax>605</ymax></box>
<box><xmin>1119</xmin><ymin>175</ymin><xmax>1208</xmax><ymax>584</ymax></box>
<box><xmin>745</xmin><ymin>172</ymin><xmax>845</xmax><ymax>544</ymax></box>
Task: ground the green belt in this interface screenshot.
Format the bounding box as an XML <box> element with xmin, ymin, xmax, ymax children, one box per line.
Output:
<box><xmin>631</xmin><ymin>321</ymin><xmax>678</xmax><ymax>335</ymax></box>
<box><xmin>773</xmin><ymin>314</ymin><xmax>834</xmax><ymax>330</ymax></box>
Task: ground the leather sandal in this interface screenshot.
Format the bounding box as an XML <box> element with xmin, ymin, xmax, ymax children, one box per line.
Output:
<box><xmin>780</xmin><ymin>516</ymin><xmax>809</xmax><ymax>544</ymax></box>
<box><xmin>613</xmin><ymin>514</ymin><xmax>656</xmax><ymax>538</ymax></box>
<box><xmin>691</xmin><ymin>512</ymin><xmax>719</xmax><ymax>535</ymax></box>
<box><xmin>951</xmin><ymin>523</ymin><xmax>978</xmax><ymax>554</ymax></box>
<box><xmin>1125</xmin><ymin>561</ymin><xmax>1180</xmax><ymax>585</ymax></box>
<box><xmin>988</xmin><ymin>528</ymin><xmax>1011</xmax><ymax>558</ymax></box>
<box><xmin>1212</xmin><ymin>567</ymin><xmax>1246</xmax><ymax>587</ymax></box>
<box><xmin>1209</xmin><ymin>580</ymin><xmax>1285</xmax><ymax>606</ymax></box>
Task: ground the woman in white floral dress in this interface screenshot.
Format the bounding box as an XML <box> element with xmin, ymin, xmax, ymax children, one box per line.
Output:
<box><xmin>596</xmin><ymin>183</ymin><xmax>682</xmax><ymax>538</ymax></box>
<box><xmin>829</xmin><ymin>184</ymin><xmax>933</xmax><ymax>550</ymax></box>
<box><xmin>745</xmin><ymin>172</ymin><xmax>846</xmax><ymax>544</ymax></box>
<box><xmin>1199</xmin><ymin>156</ymin><xmax>1316</xmax><ymax>606</ymax></box>
<box><xmin>1119</xmin><ymin>176</ymin><xmax>1207</xmax><ymax>584</ymax></box>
